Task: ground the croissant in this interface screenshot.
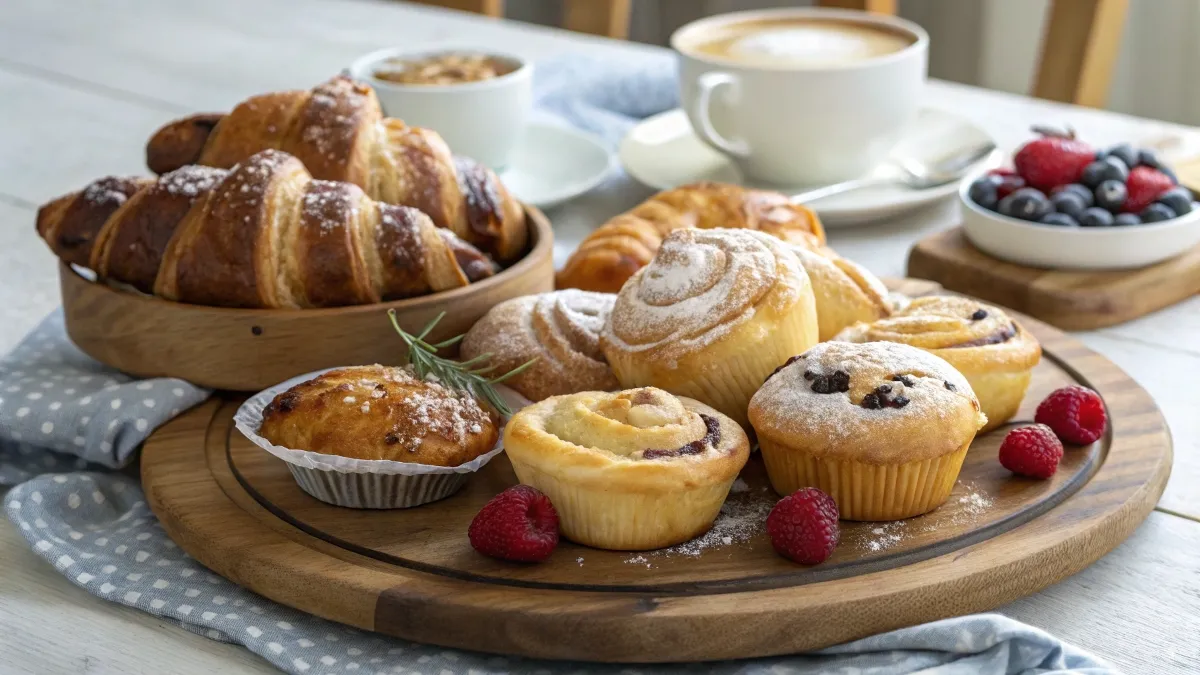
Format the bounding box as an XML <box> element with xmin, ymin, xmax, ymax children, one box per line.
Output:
<box><xmin>555</xmin><ymin>182</ymin><xmax>826</xmax><ymax>293</ymax></box>
<box><xmin>37</xmin><ymin>149</ymin><xmax>494</xmax><ymax>309</ymax></box>
<box><xmin>145</xmin><ymin>76</ymin><xmax>527</xmax><ymax>263</ymax></box>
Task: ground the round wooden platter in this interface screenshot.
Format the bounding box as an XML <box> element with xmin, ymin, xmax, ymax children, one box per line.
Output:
<box><xmin>141</xmin><ymin>292</ymin><xmax>1172</xmax><ymax>663</ymax></box>
<box><xmin>60</xmin><ymin>204</ymin><xmax>554</xmax><ymax>392</ymax></box>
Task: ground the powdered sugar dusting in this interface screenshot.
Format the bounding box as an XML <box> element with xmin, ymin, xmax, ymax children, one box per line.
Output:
<box><xmin>647</xmin><ymin>485</ymin><xmax>775</xmax><ymax>558</ymax></box>
<box><xmin>751</xmin><ymin>341</ymin><xmax>979</xmax><ymax>463</ymax></box>
<box><xmin>81</xmin><ymin>179</ymin><xmax>131</xmax><ymax>207</ymax></box>
<box><xmin>604</xmin><ymin>229</ymin><xmax>798</xmax><ymax>361</ymax></box>
<box><xmin>160</xmin><ymin>165</ymin><xmax>226</xmax><ymax>198</ymax></box>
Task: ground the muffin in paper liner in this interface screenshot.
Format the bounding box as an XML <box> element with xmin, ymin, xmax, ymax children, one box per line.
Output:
<box><xmin>234</xmin><ymin>368</ymin><xmax>528</xmax><ymax>509</ymax></box>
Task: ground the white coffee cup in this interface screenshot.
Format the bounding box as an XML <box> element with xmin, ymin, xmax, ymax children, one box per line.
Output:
<box><xmin>349</xmin><ymin>46</ymin><xmax>532</xmax><ymax>171</ymax></box>
<box><xmin>672</xmin><ymin>8</ymin><xmax>928</xmax><ymax>186</ymax></box>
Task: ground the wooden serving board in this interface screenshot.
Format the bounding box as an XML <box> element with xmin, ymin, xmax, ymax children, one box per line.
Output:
<box><xmin>141</xmin><ymin>290</ymin><xmax>1171</xmax><ymax>663</ymax></box>
<box><xmin>907</xmin><ymin>227</ymin><xmax>1200</xmax><ymax>331</ymax></box>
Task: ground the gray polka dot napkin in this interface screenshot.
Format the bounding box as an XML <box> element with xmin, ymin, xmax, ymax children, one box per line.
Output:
<box><xmin>2</xmin><ymin>54</ymin><xmax>1115</xmax><ymax>674</ymax></box>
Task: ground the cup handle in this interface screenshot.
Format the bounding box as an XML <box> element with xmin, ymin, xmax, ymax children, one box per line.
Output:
<box><xmin>690</xmin><ymin>72</ymin><xmax>751</xmax><ymax>158</ymax></box>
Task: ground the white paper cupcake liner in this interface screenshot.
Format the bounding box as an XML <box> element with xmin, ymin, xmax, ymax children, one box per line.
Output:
<box><xmin>234</xmin><ymin>367</ymin><xmax>528</xmax><ymax>509</ymax></box>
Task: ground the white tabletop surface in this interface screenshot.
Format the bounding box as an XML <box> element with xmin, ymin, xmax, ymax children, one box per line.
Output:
<box><xmin>1</xmin><ymin>0</ymin><xmax>1199</xmax><ymax>673</ymax></box>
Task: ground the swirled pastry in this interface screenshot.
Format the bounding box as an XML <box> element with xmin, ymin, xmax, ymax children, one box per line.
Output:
<box><xmin>749</xmin><ymin>342</ymin><xmax>986</xmax><ymax>521</ymax></box>
<box><xmin>260</xmin><ymin>365</ymin><xmax>499</xmax><ymax>466</ymax></box>
<box><xmin>555</xmin><ymin>182</ymin><xmax>826</xmax><ymax>293</ymax></box>
<box><xmin>788</xmin><ymin>244</ymin><xmax>891</xmax><ymax>341</ymax></box>
<box><xmin>504</xmin><ymin>387</ymin><xmax>750</xmax><ymax>550</ymax></box>
<box><xmin>601</xmin><ymin>228</ymin><xmax>818</xmax><ymax>429</ymax></box>
<box><xmin>460</xmin><ymin>290</ymin><xmax>619</xmax><ymax>401</ymax></box>
<box><xmin>834</xmin><ymin>296</ymin><xmax>1041</xmax><ymax>432</ymax></box>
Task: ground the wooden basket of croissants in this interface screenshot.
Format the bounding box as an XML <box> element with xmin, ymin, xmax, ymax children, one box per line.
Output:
<box><xmin>37</xmin><ymin>77</ymin><xmax>554</xmax><ymax>391</ymax></box>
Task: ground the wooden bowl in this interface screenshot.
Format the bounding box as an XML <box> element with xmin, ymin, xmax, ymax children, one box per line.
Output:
<box><xmin>61</xmin><ymin>205</ymin><xmax>554</xmax><ymax>391</ymax></box>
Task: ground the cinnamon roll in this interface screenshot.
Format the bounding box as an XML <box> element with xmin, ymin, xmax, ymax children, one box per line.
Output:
<box><xmin>749</xmin><ymin>342</ymin><xmax>987</xmax><ymax>521</ymax></box>
<box><xmin>504</xmin><ymin>387</ymin><xmax>750</xmax><ymax>550</ymax></box>
<box><xmin>460</xmin><ymin>290</ymin><xmax>619</xmax><ymax>401</ymax></box>
<box><xmin>788</xmin><ymin>244</ymin><xmax>892</xmax><ymax>341</ymax></box>
<box><xmin>601</xmin><ymin>228</ymin><xmax>818</xmax><ymax>429</ymax></box>
<box><xmin>834</xmin><ymin>296</ymin><xmax>1041</xmax><ymax>432</ymax></box>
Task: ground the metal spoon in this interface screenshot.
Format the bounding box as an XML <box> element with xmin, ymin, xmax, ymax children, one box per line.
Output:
<box><xmin>790</xmin><ymin>141</ymin><xmax>998</xmax><ymax>204</ymax></box>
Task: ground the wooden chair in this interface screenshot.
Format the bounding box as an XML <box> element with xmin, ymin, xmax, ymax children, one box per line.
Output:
<box><xmin>819</xmin><ymin>0</ymin><xmax>1130</xmax><ymax>108</ymax></box>
<box><xmin>407</xmin><ymin>0</ymin><xmax>632</xmax><ymax>39</ymax></box>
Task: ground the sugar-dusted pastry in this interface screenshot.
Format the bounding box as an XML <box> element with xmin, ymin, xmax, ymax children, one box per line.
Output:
<box><xmin>834</xmin><ymin>296</ymin><xmax>1041</xmax><ymax>432</ymax></box>
<box><xmin>504</xmin><ymin>387</ymin><xmax>750</xmax><ymax>550</ymax></box>
<box><xmin>556</xmin><ymin>182</ymin><xmax>826</xmax><ymax>293</ymax></box>
<box><xmin>460</xmin><ymin>290</ymin><xmax>618</xmax><ymax>401</ymax></box>
<box><xmin>787</xmin><ymin>244</ymin><xmax>891</xmax><ymax>341</ymax></box>
<box><xmin>145</xmin><ymin>76</ymin><xmax>527</xmax><ymax>262</ymax></box>
<box><xmin>601</xmin><ymin>228</ymin><xmax>818</xmax><ymax>429</ymax></box>
<box><xmin>37</xmin><ymin>150</ymin><xmax>495</xmax><ymax>308</ymax></box>
<box><xmin>260</xmin><ymin>364</ymin><xmax>499</xmax><ymax>466</ymax></box>
<box><xmin>749</xmin><ymin>342</ymin><xmax>987</xmax><ymax>521</ymax></box>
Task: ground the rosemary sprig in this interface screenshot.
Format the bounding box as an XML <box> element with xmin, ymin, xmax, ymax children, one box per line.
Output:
<box><xmin>387</xmin><ymin>310</ymin><xmax>536</xmax><ymax>417</ymax></box>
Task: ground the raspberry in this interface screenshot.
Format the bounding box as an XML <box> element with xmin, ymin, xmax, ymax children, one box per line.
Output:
<box><xmin>1035</xmin><ymin>385</ymin><xmax>1108</xmax><ymax>445</ymax></box>
<box><xmin>766</xmin><ymin>487</ymin><xmax>840</xmax><ymax>565</ymax></box>
<box><xmin>468</xmin><ymin>485</ymin><xmax>559</xmax><ymax>562</ymax></box>
<box><xmin>998</xmin><ymin>424</ymin><xmax>1064</xmax><ymax>479</ymax></box>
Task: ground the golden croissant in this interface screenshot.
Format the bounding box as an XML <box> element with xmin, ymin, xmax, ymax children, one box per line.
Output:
<box><xmin>36</xmin><ymin>149</ymin><xmax>494</xmax><ymax>309</ymax></box>
<box><xmin>144</xmin><ymin>76</ymin><xmax>527</xmax><ymax>262</ymax></box>
<box><xmin>555</xmin><ymin>182</ymin><xmax>826</xmax><ymax>293</ymax></box>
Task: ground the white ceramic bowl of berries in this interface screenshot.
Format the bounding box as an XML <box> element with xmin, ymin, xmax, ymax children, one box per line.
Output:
<box><xmin>960</xmin><ymin>126</ymin><xmax>1200</xmax><ymax>270</ymax></box>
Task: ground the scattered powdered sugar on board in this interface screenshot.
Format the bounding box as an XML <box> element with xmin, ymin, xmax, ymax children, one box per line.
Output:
<box><xmin>576</xmin><ymin>557</ymin><xmax>584</xmax><ymax>566</ymax></box>
<box><xmin>729</xmin><ymin>477</ymin><xmax>750</xmax><ymax>493</ymax></box>
<box><xmin>649</xmin><ymin>486</ymin><xmax>776</xmax><ymax>558</ymax></box>
<box><xmin>624</xmin><ymin>555</ymin><xmax>651</xmax><ymax>568</ymax></box>
<box><xmin>956</xmin><ymin>484</ymin><xmax>994</xmax><ymax>514</ymax></box>
<box><xmin>858</xmin><ymin>521</ymin><xmax>907</xmax><ymax>552</ymax></box>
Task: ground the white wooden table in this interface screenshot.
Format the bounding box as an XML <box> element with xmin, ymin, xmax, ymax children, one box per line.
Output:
<box><xmin>1</xmin><ymin>1</ymin><xmax>1198</xmax><ymax>673</ymax></box>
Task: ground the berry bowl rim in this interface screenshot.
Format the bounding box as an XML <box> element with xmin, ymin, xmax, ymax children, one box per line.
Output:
<box><xmin>958</xmin><ymin>167</ymin><xmax>1200</xmax><ymax>270</ymax></box>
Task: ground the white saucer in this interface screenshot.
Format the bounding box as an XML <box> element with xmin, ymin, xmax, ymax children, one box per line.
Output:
<box><xmin>618</xmin><ymin>108</ymin><xmax>1001</xmax><ymax>227</ymax></box>
<box><xmin>499</xmin><ymin>122</ymin><xmax>612</xmax><ymax>210</ymax></box>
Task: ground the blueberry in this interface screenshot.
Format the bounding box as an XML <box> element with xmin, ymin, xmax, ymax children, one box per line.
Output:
<box><xmin>1137</xmin><ymin>148</ymin><xmax>1161</xmax><ymax>168</ymax></box>
<box><xmin>1081</xmin><ymin>157</ymin><xmax>1128</xmax><ymax>187</ymax></box>
<box><xmin>1140</xmin><ymin>203</ymin><xmax>1177</xmax><ymax>223</ymax></box>
<box><xmin>1094</xmin><ymin>180</ymin><xmax>1127</xmax><ymax>212</ymax></box>
<box><xmin>1040</xmin><ymin>213</ymin><xmax>1079</xmax><ymax>227</ymax></box>
<box><xmin>1050</xmin><ymin>191</ymin><xmax>1086</xmax><ymax>219</ymax></box>
<box><xmin>1106</xmin><ymin>143</ymin><xmax>1139</xmax><ymax>168</ymax></box>
<box><xmin>998</xmin><ymin>187</ymin><xmax>1052</xmax><ymax>221</ymax></box>
<box><xmin>1052</xmin><ymin>183</ymin><xmax>1094</xmax><ymax>207</ymax></box>
<box><xmin>967</xmin><ymin>176</ymin><xmax>1001</xmax><ymax>210</ymax></box>
<box><xmin>1156</xmin><ymin>186</ymin><xmax>1193</xmax><ymax>215</ymax></box>
<box><xmin>1079</xmin><ymin>207</ymin><xmax>1115</xmax><ymax>227</ymax></box>
<box><xmin>1113</xmin><ymin>213</ymin><xmax>1142</xmax><ymax>227</ymax></box>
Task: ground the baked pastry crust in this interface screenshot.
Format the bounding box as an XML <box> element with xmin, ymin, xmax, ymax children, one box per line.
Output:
<box><xmin>460</xmin><ymin>290</ymin><xmax>619</xmax><ymax>401</ymax></box>
<box><xmin>555</xmin><ymin>182</ymin><xmax>826</xmax><ymax>293</ymax></box>
<box><xmin>834</xmin><ymin>296</ymin><xmax>1041</xmax><ymax>432</ymax></box>
<box><xmin>260</xmin><ymin>365</ymin><xmax>499</xmax><ymax>466</ymax></box>
<box><xmin>788</xmin><ymin>244</ymin><xmax>891</xmax><ymax>341</ymax></box>
<box><xmin>601</xmin><ymin>228</ymin><xmax>818</xmax><ymax>429</ymax></box>
<box><xmin>145</xmin><ymin>76</ymin><xmax>527</xmax><ymax>262</ymax></box>
<box><xmin>504</xmin><ymin>387</ymin><xmax>750</xmax><ymax>550</ymax></box>
<box><xmin>749</xmin><ymin>341</ymin><xmax>986</xmax><ymax>521</ymax></box>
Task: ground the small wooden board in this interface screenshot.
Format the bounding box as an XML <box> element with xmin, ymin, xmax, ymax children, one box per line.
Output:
<box><xmin>907</xmin><ymin>227</ymin><xmax>1200</xmax><ymax>331</ymax></box>
<box><xmin>141</xmin><ymin>291</ymin><xmax>1171</xmax><ymax>663</ymax></box>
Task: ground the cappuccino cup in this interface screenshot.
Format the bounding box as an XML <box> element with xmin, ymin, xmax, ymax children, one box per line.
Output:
<box><xmin>672</xmin><ymin>8</ymin><xmax>928</xmax><ymax>186</ymax></box>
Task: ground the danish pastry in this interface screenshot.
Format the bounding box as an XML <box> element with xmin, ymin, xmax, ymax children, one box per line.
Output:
<box><xmin>601</xmin><ymin>228</ymin><xmax>818</xmax><ymax>429</ymax></box>
<box><xmin>504</xmin><ymin>387</ymin><xmax>750</xmax><ymax>550</ymax></box>
<box><xmin>460</xmin><ymin>290</ymin><xmax>619</xmax><ymax>401</ymax></box>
